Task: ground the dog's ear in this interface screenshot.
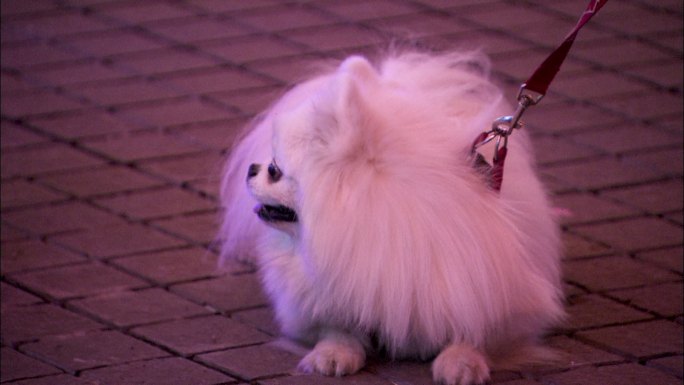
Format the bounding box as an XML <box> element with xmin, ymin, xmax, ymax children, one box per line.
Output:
<box><xmin>308</xmin><ymin>56</ymin><xmax>380</xmax><ymax>161</ymax></box>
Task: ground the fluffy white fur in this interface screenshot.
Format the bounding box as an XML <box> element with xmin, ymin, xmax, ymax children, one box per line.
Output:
<box><xmin>219</xmin><ymin>51</ymin><xmax>565</xmax><ymax>385</ymax></box>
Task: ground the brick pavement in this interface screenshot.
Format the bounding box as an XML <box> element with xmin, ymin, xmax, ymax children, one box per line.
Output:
<box><xmin>1</xmin><ymin>1</ymin><xmax>682</xmax><ymax>384</ymax></box>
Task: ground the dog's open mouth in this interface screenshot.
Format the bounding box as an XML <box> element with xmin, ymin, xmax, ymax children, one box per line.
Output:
<box><xmin>254</xmin><ymin>204</ymin><xmax>298</xmax><ymax>222</ymax></box>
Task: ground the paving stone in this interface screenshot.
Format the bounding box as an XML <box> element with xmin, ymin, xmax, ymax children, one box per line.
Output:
<box><xmin>541</xmin><ymin>363</ymin><xmax>681</xmax><ymax>385</ymax></box>
<box><xmin>540</xmin><ymin>157</ymin><xmax>669</xmax><ymax>192</ymax></box>
<box><xmin>0</xmin><ymin>282</ymin><xmax>42</xmax><ymax>308</ymax></box>
<box><xmin>565</xmin><ymin>294</ymin><xmax>651</xmax><ymax>331</ymax></box>
<box><xmin>625</xmin><ymin>60</ymin><xmax>683</xmax><ymax>91</ymax></box>
<box><xmin>561</xmin><ymin>232</ymin><xmax>612</xmax><ymax>259</ymax></box>
<box><xmin>529</xmin><ymin>135</ymin><xmax>600</xmax><ymax>165</ymax></box>
<box><xmin>1</xmin><ymin>90</ymin><xmax>87</xmax><ymax>117</ymax></box>
<box><xmin>0</xmin><ymin>120</ymin><xmax>47</xmax><ymax>149</ymax></box>
<box><xmin>73</xmin><ymin>78</ymin><xmax>186</xmax><ymax>106</ymax></box>
<box><xmin>80</xmin><ymin>356</ymin><xmax>234</xmax><ymax>385</ymax></box>
<box><xmin>599</xmin><ymin>4</ymin><xmax>682</xmax><ymax>34</ymax></box>
<box><xmin>201</xmin><ymin>35</ymin><xmax>305</xmax><ymax>65</ymax></box>
<box><xmin>10</xmin><ymin>374</ymin><xmax>99</xmax><ymax>385</ymax></box>
<box><xmin>577</xmin><ymin>320</ymin><xmax>683</xmax><ymax>358</ymax></box>
<box><xmin>152</xmin><ymin>212</ymin><xmax>218</xmax><ymax>243</ymax></box>
<box><xmin>1</xmin><ymin>179</ymin><xmax>66</xmax><ymax>209</ymax></box>
<box><xmin>30</xmin><ymin>61</ymin><xmax>130</xmax><ymax>86</ymax></box>
<box><xmin>1</xmin><ymin>41</ymin><xmax>82</xmax><ymax>68</ymax></box>
<box><xmin>636</xmin><ymin>246</ymin><xmax>683</xmax><ymax>274</ymax></box>
<box><xmin>247</xmin><ymin>53</ymin><xmax>336</xmax><ymax>84</ymax></box>
<box><xmin>11</xmin><ymin>262</ymin><xmax>148</xmax><ymax>300</ymax></box>
<box><xmin>1</xmin><ymin>144</ymin><xmax>102</xmax><ymax>178</ymax></box>
<box><xmin>111</xmin><ymin>247</ymin><xmax>228</xmax><ymax>285</ymax></box>
<box><xmin>523</xmin><ymin>102</ymin><xmax>623</xmax><ymax>134</ymax></box>
<box><xmin>82</xmin><ymin>132</ymin><xmax>208</xmax><ymax>162</ymax></box>
<box><xmin>259</xmin><ymin>372</ymin><xmax>395</xmax><ymax>385</ymax></box>
<box><xmin>370</xmin><ymin>12</ymin><xmax>470</xmax><ymax>40</ymax></box>
<box><xmin>552</xmin><ymin>193</ymin><xmax>637</xmax><ymax>225</ymax></box>
<box><xmin>71</xmin><ymin>288</ymin><xmax>211</xmax><ymax>327</ymax></box>
<box><xmin>564</xmin><ymin>256</ymin><xmax>680</xmax><ymax>291</ymax></box>
<box><xmin>0</xmin><ymin>223</ymin><xmax>30</xmax><ymax>242</ymax></box>
<box><xmin>368</xmin><ymin>359</ymin><xmax>434</xmax><ymax>385</ymax></box>
<box><xmin>37</xmin><ymin>165</ymin><xmax>165</xmax><ymax>198</ymax></box>
<box><xmin>158</xmin><ymin>67</ymin><xmax>273</xmax><ymax>94</ymax></box>
<box><xmin>571</xmin><ymin>125</ymin><xmax>682</xmax><ymax>156</ymax></box>
<box><xmin>131</xmin><ymin>315</ymin><xmax>270</xmax><ymax>356</ymax></box>
<box><xmin>96</xmin><ymin>187</ymin><xmax>214</xmax><ymax>220</ymax></box>
<box><xmin>285</xmin><ymin>24</ymin><xmax>386</xmax><ymax>52</ymax></box>
<box><xmin>21</xmin><ymin>330</ymin><xmax>168</xmax><ymax>373</ymax></box>
<box><xmin>627</xmin><ymin>147</ymin><xmax>683</xmax><ymax>177</ymax></box>
<box><xmin>2</xmin><ymin>201</ymin><xmax>124</xmax><ymax>235</ymax></box>
<box><xmin>600</xmin><ymin>179</ymin><xmax>683</xmax><ymax>215</ymax></box>
<box><xmin>238</xmin><ymin>4</ymin><xmax>334</xmax><ymax>32</ymax></box>
<box><xmin>63</xmin><ymin>30</ymin><xmax>163</xmax><ymax>57</ymax></box>
<box><xmin>114</xmin><ymin>48</ymin><xmax>217</xmax><ymax>76</ymax></box>
<box><xmin>231</xmin><ymin>306</ymin><xmax>280</xmax><ymax>336</ymax></box>
<box><xmin>119</xmin><ymin>98</ymin><xmax>236</xmax><ymax>128</ymax></box>
<box><xmin>571</xmin><ymin>217</ymin><xmax>683</xmax><ymax>252</ymax></box>
<box><xmin>210</xmin><ymin>86</ymin><xmax>283</xmax><ymax>115</ymax></box>
<box><xmin>6</xmin><ymin>10</ymin><xmax>113</xmax><ymax>37</ymax></box>
<box><xmin>95</xmin><ymin>2</ymin><xmax>192</xmax><ymax>23</ymax></box>
<box><xmin>146</xmin><ymin>16</ymin><xmax>251</xmax><ymax>43</ymax></box>
<box><xmin>553</xmin><ymin>71</ymin><xmax>646</xmax><ymax>100</ymax></box>
<box><xmin>170</xmin><ymin>273</ymin><xmax>268</xmax><ymax>312</ymax></box>
<box><xmin>602</xmin><ymin>92</ymin><xmax>683</xmax><ymax>121</ymax></box>
<box><xmin>27</xmin><ymin>109</ymin><xmax>142</xmax><ymax>139</ymax></box>
<box><xmin>197</xmin><ymin>341</ymin><xmax>301</xmax><ymax>380</ymax></box>
<box><xmin>0</xmin><ymin>347</ymin><xmax>61</xmax><ymax>382</ymax></box>
<box><xmin>0</xmin><ymin>239</ymin><xmax>85</xmax><ymax>274</ymax></box>
<box><xmin>546</xmin><ymin>335</ymin><xmax>623</xmax><ymax>369</ymax></box>
<box><xmin>646</xmin><ymin>355</ymin><xmax>683</xmax><ymax>379</ymax></box>
<box><xmin>609</xmin><ymin>282</ymin><xmax>683</xmax><ymax>317</ymax></box>
<box><xmin>53</xmin><ymin>222</ymin><xmax>187</xmax><ymax>259</ymax></box>
<box><xmin>1</xmin><ymin>304</ymin><xmax>102</xmax><ymax>343</ymax></box>
<box><xmin>139</xmin><ymin>152</ymin><xmax>224</xmax><ymax>183</ymax></box>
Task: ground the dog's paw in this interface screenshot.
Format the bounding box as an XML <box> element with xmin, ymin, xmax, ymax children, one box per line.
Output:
<box><xmin>432</xmin><ymin>344</ymin><xmax>490</xmax><ymax>385</ymax></box>
<box><xmin>297</xmin><ymin>332</ymin><xmax>365</xmax><ymax>377</ymax></box>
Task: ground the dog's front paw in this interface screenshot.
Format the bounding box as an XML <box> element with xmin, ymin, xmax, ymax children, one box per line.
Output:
<box><xmin>432</xmin><ymin>344</ymin><xmax>490</xmax><ymax>385</ymax></box>
<box><xmin>297</xmin><ymin>331</ymin><xmax>365</xmax><ymax>377</ymax></box>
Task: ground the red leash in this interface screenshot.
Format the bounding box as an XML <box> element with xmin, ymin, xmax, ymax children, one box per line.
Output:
<box><xmin>472</xmin><ymin>0</ymin><xmax>609</xmax><ymax>191</ymax></box>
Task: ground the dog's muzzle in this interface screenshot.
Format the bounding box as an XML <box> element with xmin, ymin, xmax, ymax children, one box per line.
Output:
<box><xmin>247</xmin><ymin>163</ymin><xmax>298</xmax><ymax>223</ymax></box>
<box><xmin>254</xmin><ymin>204</ymin><xmax>298</xmax><ymax>223</ymax></box>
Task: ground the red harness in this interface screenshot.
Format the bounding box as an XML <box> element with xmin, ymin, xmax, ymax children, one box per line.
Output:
<box><xmin>473</xmin><ymin>0</ymin><xmax>609</xmax><ymax>191</ymax></box>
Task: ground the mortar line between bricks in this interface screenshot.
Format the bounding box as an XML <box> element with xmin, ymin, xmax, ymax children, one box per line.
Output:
<box><xmin>56</xmin><ymin>1</ymin><xmax>293</xmax><ymax>86</ymax></box>
<box><xmin>571</xmin><ymin>328</ymin><xmax>683</xmax><ymax>363</ymax></box>
<box><xmin>3</xmin><ymin>265</ymin><xmax>248</xmax><ymax>381</ymax></box>
<box><xmin>564</xmin><ymin>277</ymin><xmax>684</xmax><ymax>313</ymax></box>
<box><xmin>4</xmin><ymin>117</ymin><xmax>220</xmax><ymax>207</ymax></box>
<box><xmin>511</xmin><ymin>0</ymin><xmax>683</xmax><ymax>58</ymax></box>
<box><xmin>563</xmin><ymin>210</ymin><xmax>684</xmax><ymax>231</ymax></box>
<box><xmin>262</xmin><ymin>0</ymin><xmax>683</xmax><ymax>133</ymax></box>
<box><xmin>402</xmin><ymin>1</ymin><xmax>684</xmax><ymax>124</ymax></box>
<box><xmin>334</xmin><ymin>0</ymin><xmax>681</xmax><ymax>97</ymax></box>
<box><xmin>624</xmin><ymin>0</ymin><xmax>684</xmax><ymax>16</ymax></box>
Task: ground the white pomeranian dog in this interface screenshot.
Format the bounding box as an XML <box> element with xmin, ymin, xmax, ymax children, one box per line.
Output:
<box><xmin>219</xmin><ymin>50</ymin><xmax>565</xmax><ymax>385</ymax></box>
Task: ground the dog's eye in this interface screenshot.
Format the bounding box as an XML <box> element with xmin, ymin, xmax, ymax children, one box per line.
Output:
<box><xmin>268</xmin><ymin>160</ymin><xmax>282</xmax><ymax>182</ymax></box>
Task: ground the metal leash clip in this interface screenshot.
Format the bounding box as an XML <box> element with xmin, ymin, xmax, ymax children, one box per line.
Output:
<box><xmin>476</xmin><ymin>85</ymin><xmax>544</xmax><ymax>161</ymax></box>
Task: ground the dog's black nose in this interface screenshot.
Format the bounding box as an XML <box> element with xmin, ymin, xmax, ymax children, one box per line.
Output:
<box><xmin>247</xmin><ymin>163</ymin><xmax>260</xmax><ymax>179</ymax></box>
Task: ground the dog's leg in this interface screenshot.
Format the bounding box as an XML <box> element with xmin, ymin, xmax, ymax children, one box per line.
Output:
<box><xmin>297</xmin><ymin>328</ymin><xmax>366</xmax><ymax>377</ymax></box>
<box><xmin>432</xmin><ymin>343</ymin><xmax>490</xmax><ymax>385</ymax></box>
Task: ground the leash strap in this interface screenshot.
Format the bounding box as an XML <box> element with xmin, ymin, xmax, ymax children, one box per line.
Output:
<box><xmin>472</xmin><ymin>0</ymin><xmax>609</xmax><ymax>191</ymax></box>
<box><xmin>523</xmin><ymin>0</ymin><xmax>609</xmax><ymax>98</ymax></box>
